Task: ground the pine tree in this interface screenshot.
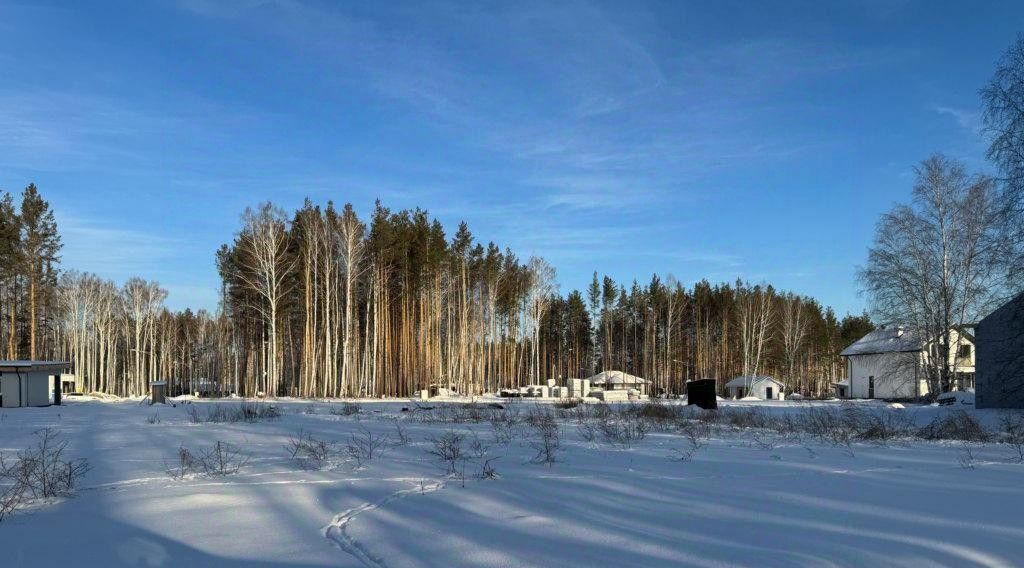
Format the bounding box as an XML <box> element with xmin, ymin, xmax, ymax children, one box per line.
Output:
<box><xmin>20</xmin><ymin>184</ymin><xmax>61</xmax><ymax>360</ymax></box>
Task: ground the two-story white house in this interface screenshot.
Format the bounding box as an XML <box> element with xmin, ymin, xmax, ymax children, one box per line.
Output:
<box><xmin>838</xmin><ymin>326</ymin><xmax>975</xmax><ymax>399</ymax></box>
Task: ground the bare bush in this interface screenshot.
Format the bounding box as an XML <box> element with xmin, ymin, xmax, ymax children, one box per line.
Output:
<box><xmin>146</xmin><ymin>413</ymin><xmax>161</xmax><ymax>424</ymax></box>
<box><xmin>631</xmin><ymin>401</ymin><xmax>677</xmax><ymax>425</ymax></box>
<box><xmin>802</xmin><ymin>407</ymin><xmax>857</xmax><ymax>448</ymax></box>
<box><xmin>489</xmin><ymin>408</ymin><xmax>521</xmax><ymax>444</ymax></box>
<box><xmin>335</xmin><ymin>402</ymin><xmax>360</xmax><ymax>416</ymax></box>
<box><xmin>1000</xmin><ymin>413</ymin><xmax>1024</xmax><ymax>462</ymax></box>
<box><xmin>391</xmin><ymin>421</ymin><xmax>410</xmax><ymax>446</ymax></box>
<box><xmin>468</xmin><ymin>432</ymin><xmax>491</xmax><ymax>460</ymax></box>
<box><xmin>958</xmin><ymin>442</ymin><xmax>977</xmax><ymax>470</ymax></box>
<box><xmin>237</xmin><ymin>402</ymin><xmax>281</xmax><ymax>422</ymax></box>
<box><xmin>675</xmin><ymin>420</ymin><xmax>711</xmax><ymax>462</ymax></box>
<box><xmin>426</xmin><ymin>431</ymin><xmax>466</xmax><ymax>475</ymax></box>
<box><xmin>597</xmin><ymin>412</ymin><xmax>650</xmax><ymax>448</ymax></box>
<box><xmin>285</xmin><ymin>429</ymin><xmax>337</xmax><ymax>470</ymax></box>
<box><xmin>197</xmin><ymin>441</ymin><xmax>251</xmax><ymax>476</ymax></box>
<box><xmin>750</xmin><ymin>430</ymin><xmax>777</xmax><ymax>451</ymax></box>
<box><xmin>165</xmin><ymin>445</ymin><xmax>197</xmax><ymax>480</ymax></box>
<box><xmin>187</xmin><ymin>403</ymin><xmax>280</xmax><ymax>424</ymax></box>
<box><xmin>722</xmin><ymin>408</ymin><xmax>774</xmax><ymax>430</ymax></box>
<box><xmin>918</xmin><ymin>411</ymin><xmax>991</xmax><ymax>442</ymax></box>
<box><xmin>530</xmin><ymin>417</ymin><xmax>561</xmax><ymax>467</ymax></box>
<box><xmin>167</xmin><ymin>441</ymin><xmax>250</xmax><ymax>478</ymax></box>
<box><xmin>478</xmin><ymin>457</ymin><xmax>500</xmax><ymax>480</ymax></box>
<box><xmin>0</xmin><ymin>429</ymin><xmax>90</xmax><ymax>521</ymax></box>
<box><xmin>857</xmin><ymin>412</ymin><xmax>915</xmax><ymax>445</ymax></box>
<box><xmin>577</xmin><ymin>421</ymin><xmax>597</xmax><ymax>443</ymax></box>
<box><xmin>345</xmin><ymin>428</ymin><xmax>389</xmax><ymax>468</ymax></box>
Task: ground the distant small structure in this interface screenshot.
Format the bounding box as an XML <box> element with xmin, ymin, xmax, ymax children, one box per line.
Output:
<box><xmin>586</xmin><ymin>371</ymin><xmax>649</xmax><ymax>397</ymax></box>
<box><xmin>150</xmin><ymin>380</ymin><xmax>167</xmax><ymax>405</ymax></box>
<box><xmin>686</xmin><ymin>378</ymin><xmax>718</xmax><ymax>409</ymax></box>
<box><xmin>566</xmin><ymin>378</ymin><xmax>591</xmax><ymax>398</ymax></box>
<box><xmin>0</xmin><ymin>361</ymin><xmax>71</xmax><ymax>408</ymax></box>
<box><xmin>59</xmin><ymin>373</ymin><xmax>78</xmax><ymax>394</ymax></box>
<box><xmin>724</xmin><ymin>376</ymin><xmax>785</xmax><ymax>400</ymax></box>
<box><xmin>192</xmin><ymin>377</ymin><xmax>220</xmax><ymax>397</ymax></box>
<box><xmin>976</xmin><ymin>291</ymin><xmax>1024</xmax><ymax>409</ymax></box>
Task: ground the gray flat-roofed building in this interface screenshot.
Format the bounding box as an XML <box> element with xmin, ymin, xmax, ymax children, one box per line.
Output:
<box><xmin>976</xmin><ymin>292</ymin><xmax>1024</xmax><ymax>409</ymax></box>
<box><xmin>0</xmin><ymin>361</ymin><xmax>71</xmax><ymax>408</ymax></box>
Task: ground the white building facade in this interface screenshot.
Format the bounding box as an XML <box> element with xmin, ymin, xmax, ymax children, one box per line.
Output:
<box><xmin>840</xmin><ymin>327</ymin><xmax>975</xmax><ymax>399</ymax></box>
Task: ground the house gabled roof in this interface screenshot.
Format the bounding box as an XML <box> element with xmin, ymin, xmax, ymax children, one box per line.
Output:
<box><xmin>586</xmin><ymin>370</ymin><xmax>649</xmax><ymax>385</ymax></box>
<box><xmin>841</xmin><ymin>325</ymin><xmax>978</xmax><ymax>357</ymax></box>
<box><xmin>724</xmin><ymin>375</ymin><xmax>784</xmax><ymax>388</ymax></box>
<box><xmin>840</xmin><ymin>328</ymin><xmax>924</xmax><ymax>357</ymax></box>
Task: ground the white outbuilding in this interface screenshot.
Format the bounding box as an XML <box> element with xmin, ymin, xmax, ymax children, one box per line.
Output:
<box><xmin>0</xmin><ymin>361</ymin><xmax>71</xmax><ymax>408</ymax></box>
<box><xmin>725</xmin><ymin>376</ymin><xmax>785</xmax><ymax>400</ymax></box>
<box><xmin>586</xmin><ymin>370</ymin><xmax>650</xmax><ymax>397</ymax></box>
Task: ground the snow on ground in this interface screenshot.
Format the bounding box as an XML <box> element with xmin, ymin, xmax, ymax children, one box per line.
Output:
<box><xmin>1</xmin><ymin>397</ymin><xmax>1023</xmax><ymax>567</ymax></box>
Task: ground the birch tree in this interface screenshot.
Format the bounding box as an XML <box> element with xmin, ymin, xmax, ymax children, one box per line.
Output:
<box><xmin>232</xmin><ymin>203</ymin><xmax>294</xmax><ymax>396</ymax></box>
<box><xmin>860</xmin><ymin>155</ymin><xmax>1019</xmax><ymax>395</ymax></box>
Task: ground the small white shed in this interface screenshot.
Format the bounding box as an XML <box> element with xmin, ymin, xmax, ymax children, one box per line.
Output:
<box><xmin>725</xmin><ymin>376</ymin><xmax>785</xmax><ymax>400</ymax></box>
<box><xmin>0</xmin><ymin>361</ymin><xmax>71</xmax><ymax>408</ymax></box>
<box><xmin>586</xmin><ymin>371</ymin><xmax>650</xmax><ymax>396</ymax></box>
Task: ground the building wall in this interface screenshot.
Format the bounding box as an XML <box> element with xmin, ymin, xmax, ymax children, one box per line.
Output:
<box><xmin>848</xmin><ymin>352</ymin><xmax>925</xmax><ymax>399</ymax></box>
<box><xmin>727</xmin><ymin>381</ymin><xmax>784</xmax><ymax>400</ymax></box>
<box><xmin>0</xmin><ymin>372</ymin><xmax>54</xmax><ymax>407</ymax></box>
<box><xmin>1</xmin><ymin>374</ymin><xmax>20</xmax><ymax>407</ymax></box>
<box><xmin>24</xmin><ymin>372</ymin><xmax>53</xmax><ymax>407</ymax></box>
<box><xmin>977</xmin><ymin>293</ymin><xmax>1024</xmax><ymax>409</ymax></box>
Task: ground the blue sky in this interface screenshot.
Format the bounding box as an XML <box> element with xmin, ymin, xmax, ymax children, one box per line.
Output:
<box><xmin>1</xmin><ymin>1</ymin><xmax>1019</xmax><ymax>314</ymax></box>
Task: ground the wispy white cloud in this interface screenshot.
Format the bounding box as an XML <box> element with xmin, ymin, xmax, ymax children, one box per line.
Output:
<box><xmin>932</xmin><ymin>105</ymin><xmax>982</xmax><ymax>134</ymax></box>
<box><xmin>58</xmin><ymin>214</ymin><xmax>183</xmax><ymax>276</ymax></box>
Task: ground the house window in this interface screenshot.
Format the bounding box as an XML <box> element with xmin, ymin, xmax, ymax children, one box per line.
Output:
<box><xmin>958</xmin><ymin>345</ymin><xmax>971</xmax><ymax>359</ymax></box>
<box><xmin>868</xmin><ymin>376</ymin><xmax>875</xmax><ymax>398</ymax></box>
<box><xmin>958</xmin><ymin>373</ymin><xmax>975</xmax><ymax>390</ymax></box>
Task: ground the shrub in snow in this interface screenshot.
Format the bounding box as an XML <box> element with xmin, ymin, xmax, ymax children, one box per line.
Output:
<box><xmin>958</xmin><ymin>442</ymin><xmax>977</xmax><ymax>470</ymax></box>
<box><xmin>339</xmin><ymin>402</ymin><xmax>360</xmax><ymax>416</ymax></box>
<box><xmin>345</xmin><ymin>428</ymin><xmax>389</xmax><ymax>469</ymax></box>
<box><xmin>577</xmin><ymin>421</ymin><xmax>598</xmax><ymax>443</ymax></box>
<box><xmin>529</xmin><ymin>414</ymin><xmax>561</xmax><ymax>467</ymax></box>
<box><xmin>630</xmin><ymin>400</ymin><xmax>678</xmax><ymax>425</ymax></box>
<box><xmin>391</xmin><ymin>420</ymin><xmax>410</xmax><ymax>446</ymax></box>
<box><xmin>187</xmin><ymin>402</ymin><xmax>280</xmax><ymax>424</ymax></box>
<box><xmin>857</xmin><ymin>412</ymin><xmax>916</xmax><ymax>445</ymax></box>
<box><xmin>285</xmin><ymin>429</ymin><xmax>338</xmax><ymax>470</ymax></box>
<box><xmin>596</xmin><ymin>409</ymin><xmax>650</xmax><ymax>448</ymax></box>
<box><xmin>488</xmin><ymin>407</ymin><xmax>521</xmax><ymax>444</ymax></box>
<box><xmin>478</xmin><ymin>457</ymin><xmax>500</xmax><ymax>480</ymax></box>
<box><xmin>426</xmin><ymin>431</ymin><xmax>466</xmax><ymax>476</ymax></box>
<box><xmin>918</xmin><ymin>411</ymin><xmax>991</xmax><ymax>443</ymax></box>
<box><xmin>166</xmin><ymin>441</ymin><xmax>251</xmax><ymax>479</ymax></box>
<box><xmin>0</xmin><ymin>428</ymin><xmax>90</xmax><ymax>522</ymax></box>
<box><xmin>999</xmin><ymin>413</ymin><xmax>1024</xmax><ymax>462</ymax></box>
<box><xmin>675</xmin><ymin>420</ymin><xmax>711</xmax><ymax>462</ymax></box>
<box><xmin>198</xmin><ymin>441</ymin><xmax>252</xmax><ymax>476</ymax></box>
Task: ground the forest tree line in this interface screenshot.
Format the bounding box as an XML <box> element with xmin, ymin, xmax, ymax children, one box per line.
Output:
<box><xmin>36</xmin><ymin>192</ymin><xmax>872</xmax><ymax>398</ymax></box>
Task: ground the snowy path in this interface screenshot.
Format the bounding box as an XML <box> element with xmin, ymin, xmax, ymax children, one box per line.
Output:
<box><xmin>322</xmin><ymin>478</ymin><xmax>446</xmax><ymax>568</ymax></box>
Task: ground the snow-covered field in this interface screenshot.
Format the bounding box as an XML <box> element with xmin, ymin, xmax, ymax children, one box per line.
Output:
<box><xmin>1</xmin><ymin>397</ymin><xmax>1023</xmax><ymax>567</ymax></box>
